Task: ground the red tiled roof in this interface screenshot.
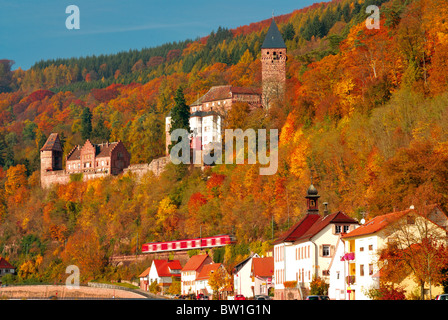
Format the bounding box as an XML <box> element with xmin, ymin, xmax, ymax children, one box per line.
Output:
<box><xmin>252</xmin><ymin>257</ymin><xmax>274</xmax><ymax>278</ymax></box>
<box><xmin>273</xmin><ymin>214</ymin><xmax>320</xmax><ymax>244</ymax></box>
<box><xmin>138</xmin><ymin>259</ymin><xmax>182</xmax><ymax>278</ymax></box>
<box><xmin>0</xmin><ymin>257</ymin><xmax>14</xmax><ymax>269</ymax></box>
<box><xmin>342</xmin><ymin>209</ymin><xmax>412</xmax><ymax>239</ymax></box>
<box><xmin>153</xmin><ymin>259</ymin><xmax>182</xmax><ymax>278</ymax></box>
<box><xmin>297</xmin><ymin>211</ymin><xmax>358</xmax><ymax>242</ymax></box>
<box><xmin>138</xmin><ymin>266</ymin><xmax>151</xmax><ymax>278</ymax></box>
<box><xmin>196</xmin><ymin>263</ymin><xmax>222</xmax><ymax>280</ymax></box>
<box><xmin>181</xmin><ymin>254</ymin><xmax>210</xmax><ymax>272</ymax></box>
<box><xmin>274</xmin><ymin>211</ymin><xmax>358</xmax><ymax>244</ymax></box>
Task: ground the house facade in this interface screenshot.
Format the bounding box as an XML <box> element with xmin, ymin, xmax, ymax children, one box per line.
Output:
<box><xmin>273</xmin><ymin>183</ymin><xmax>359</xmax><ymax>300</ymax></box>
<box><xmin>0</xmin><ymin>257</ymin><xmax>15</xmax><ymax>284</ymax></box>
<box><xmin>196</xmin><ymin>263</ymin><xmax>227</xmax><ymax>297</ymax></box>
<box><xmin>251</xmin><ymin>257</ymin><xmax>274</xmax><ymax>296</ymax></box>
<box><xmin>233</xmin><ymin>253</ymin><xmax>260</xmax><ymax>298</ymax></box>
<box><xmin>333</xmin><ymin>206</ymin><xmax>448</xmax><ymax>300</ymax></box>
<box><xmin>139</xmin><ymin>259</ymin><xmax>182</xmax><ymax>293</ymax></box>
<box><xmin>181</xmin><ymin>254</ymin><xmax>213</xmax><ymax>295</ymax></box>
<box><xmin>66</xmin><ymin>139</ymin><xmax>130</xmax><ymax>176</ymax></box>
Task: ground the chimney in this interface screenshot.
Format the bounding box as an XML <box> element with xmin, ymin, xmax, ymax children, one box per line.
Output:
<box><xmin>323</xmin><ymin>202</ymin><xmax>329</xmax><ymax>216</ymax></box>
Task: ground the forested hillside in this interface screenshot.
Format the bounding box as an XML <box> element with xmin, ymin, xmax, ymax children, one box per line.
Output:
<box><xmin>0</xmin><ymin>0</ymin><xmax>447</xmax><ymax>283</ymax></box>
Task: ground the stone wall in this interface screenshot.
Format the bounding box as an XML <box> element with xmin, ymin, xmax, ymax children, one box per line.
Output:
<box><xmin>123</xmin><ymin>156</ymin><xmax>169</xmax><ymax>180</ymax></box>
<box><xmin>41</xmin><ymin>157</ymin><xmax>169</xmax><ymax>188</ymax></box>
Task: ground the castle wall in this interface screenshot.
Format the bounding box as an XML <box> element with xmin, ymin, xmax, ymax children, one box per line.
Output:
<box><xmin>40</xmin><ymin>170</ymin><xmax>71</xmax><ymax>189</ymax></box>
<box><xmin>123</xmin><ymin>156</ymin><xmax>169</xmax><ymax>180</ymax></box>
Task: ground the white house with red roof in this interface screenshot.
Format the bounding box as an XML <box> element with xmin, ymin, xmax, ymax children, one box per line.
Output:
<box><xmin>196</xmin><ymin>262</ymin><xmax>227</xmax><ymax>297</ymax></box>
<box><xmin>333</xmin><ymin>205</ymin><xmax>448</xmax><ymax>300</ymax></box>
<box><xmin>273</xmin><ymin>183</ymin><xmax>359</xmax><ymax>300</ymax></box>
<box><xmin>0</xmin><ymin>257</ymin><xmax>15</xmax><ymax>284</ymax></box>
<box><xmin>181</xmin><ymin>254</ymin><xmax>213</xmax><ymax>295</ymax></box>
<box><xmin>139</xmin><ymin>259</ymin><xmax>182</xmax><ymax>293</ymax></box>
<box><xmin>251</xmin><ymin>257</ymin><xmax>274</xmax><ymax>296</ymax></box>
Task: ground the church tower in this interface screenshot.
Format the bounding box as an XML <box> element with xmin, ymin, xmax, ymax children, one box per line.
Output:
<box><xmin>305</xmin><ymin>181</ymin><xmax>320</xmax><ymax>215</ymax></box>
<box><xmin>261</xmin><ymin>18</ymin><xmax>287</xmax><ymax>109</ymax></box>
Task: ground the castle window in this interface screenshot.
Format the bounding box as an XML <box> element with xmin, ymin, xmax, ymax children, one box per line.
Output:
<box><xmin>68</xmin><ymin>164</ymin><xmax>71</xmax><ymax>170</ymax></box>
<box><xmin>101</xmin><ymin>161</ymin><xmax>104</xmax><ymax>166</ymax></box>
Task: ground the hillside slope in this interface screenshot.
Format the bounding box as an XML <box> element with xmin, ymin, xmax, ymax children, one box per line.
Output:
<box><xmin>0</xmin><ymin>0</ymin><xmax>447</xmax><ymax>282</ymax></box>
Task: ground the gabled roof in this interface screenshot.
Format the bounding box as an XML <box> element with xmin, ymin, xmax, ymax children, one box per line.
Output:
<box><xmin>233</xmin><ymin>253</ymin><xmax>259</xmax><ymax>273</ymax></box>
<box><xmin>298</xmin><ymin>211</ymin><xmax>358</xmax><ymax>242</ymax></box>
<box><xmin>138</xmin><ymin>266</ymin><xmax>151</xmax><ymax>278</ymax></box>
<box><xmin>153</xmin><ymin>259</ymin><xmax>182</xmax><ymax>277</ymax></box>
<box><xmin>261</xmin><ymin>19</ymin><xmax>286</xmax><ymax>49</ymax></box>
<box><xmin>196</xmin><ymin>263</ymin><xmax>222</xmax><ymax>280</ymax></box>
<box><xmin>274</xmin><ymin>211</ymin><xmax>358</xmax><ymax>245</ymax></box>
<box><xmin>181</xmin><ymin>254</ymin><xmax>210</xmax><ymax>272</ymax></box>
<box><xmin>191</xmin><ymin>85</ymin><xmax>261</xmax><ymax>106</ymax></box>
<box><xmin>342</xmin><ymin>209</ymin><xmax>413</xmax><ymax>239</ymax></box>
<box><xmin>40</xmin><ymin>133</ymin><xmax>63</xmax><ymax>152</ymax></box>
<box><xmin>273</xmin><ymin>214</ymin><xmax>320</xmax><ymax>244</ymax></box>
<box><xmin>252</xmin><ymin>257</ymin><xmax>274</xmax><ymax>278</ymax></box>
<box><xmin>0</xmin><ymin>257</ymin><xmax>14</xmax><ymax>269</ymax></box>
<box><xmin>138</xmin><ymin>259</ymin><xmax>182</xmax><ymax>278</ymax></box>
<box><xmin>66</xmin><ymin>141</ymin><xmax>122</xmax><ymax>161</ymax></box>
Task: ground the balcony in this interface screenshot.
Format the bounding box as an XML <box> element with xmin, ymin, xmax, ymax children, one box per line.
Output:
<box><xmin>340</xmin><ymin>252</ymin><xmax>355</xmax><ymax>261</ymax></box>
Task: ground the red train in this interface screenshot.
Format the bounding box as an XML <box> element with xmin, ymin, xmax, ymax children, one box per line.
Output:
<box><xmin>141</xmin><ymin>234</ymin><xmax>236</xmax><ymax>254</ymax></box>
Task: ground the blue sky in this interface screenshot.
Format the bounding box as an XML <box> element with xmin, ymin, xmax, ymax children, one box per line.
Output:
<box><xmin>1</xmin><ymin>0</ymin><xmax>320</xmax><ymax>70</ymax></box>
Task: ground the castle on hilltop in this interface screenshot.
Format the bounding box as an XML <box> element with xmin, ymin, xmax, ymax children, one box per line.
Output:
<box><xmin>40</xmin><ymin>133</ymin><xmax>168</xmax><ymax>188</ymax></box>
<box><xmin>165</xmin><ymin>18</ymin><xmax>286</xmax><ymax>157</ymax></box>
<box><xmin>41</xmin><ymin>18</ymin><xmax>286</xmax><ymax>187</ymax></box>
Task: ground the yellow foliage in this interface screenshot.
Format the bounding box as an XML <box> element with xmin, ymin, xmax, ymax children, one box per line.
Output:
<box><xmin>289</xmin><ymin>128</ymin><xmax>309</xmax><ymax>178</ymax></box>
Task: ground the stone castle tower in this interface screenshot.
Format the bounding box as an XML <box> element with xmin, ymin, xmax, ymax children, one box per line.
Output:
<box><xmin>40</xmin><ymin>133</ymin><xmax>63</xmax><ymax>175</ymax></box>
<box><xmin>261</xmin><ymin>18</ymin><xmax>287</xmax><ymax>109</ymax></box>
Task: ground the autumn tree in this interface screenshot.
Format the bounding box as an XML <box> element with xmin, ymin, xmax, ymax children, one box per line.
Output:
<box><xmin>377</xmin><ymin>206</ymin><xmax>448</xmax><ymax>299</ymax></box>
<box><xmin>62</xmin><ymin>228</ymin><xmax>106</xmax><ymax>281</ymax></box>
<box><xmin>208</xmin><ymin>265</ymin><xmax>231</xmax><ymax>300</ymax></box>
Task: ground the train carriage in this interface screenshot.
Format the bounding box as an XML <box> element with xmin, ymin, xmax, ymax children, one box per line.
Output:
<box><xmin>141</xmin><ymin>234</ymin><xmax>236</xmax><ymax>254</ymax></box>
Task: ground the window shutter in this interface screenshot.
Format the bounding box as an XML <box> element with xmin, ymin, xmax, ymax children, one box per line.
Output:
<box><xmin>330</xmin><ymin>245</ymin><xmax>335</xmax><ymax>257</ymax></box>
<box><xmin>319</xmin><ymin>245</ymin><xmax>323</xmax><ymax>257</ymax></box>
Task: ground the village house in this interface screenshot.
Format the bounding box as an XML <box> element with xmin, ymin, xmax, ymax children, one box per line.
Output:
<box><xmin>0</xmin><ymin>257</ymin><xmax>15</xmax><ymax>284</ymax></box>
<box><xmin>251</xmin><ymin>256</ymin><xmax>274</xmax><ymax>297</ymax></box>
<box><xmin>273</xmin><ymin>183</ymin><xmax>359</xmax><ymax>300</ymax></box>
<box><xmin>331</xmin><ymin>205</ymin><xmax>448</xmax><ymax>300</ymax></box>
<box><xmin>196</xmin><ymin>262</ymin><xmax>227</xmax><ymax>298</ymax></box>
<box><xmin>181</xmin><ymin>254</ymin><xmax>213</xmax><ymax>295</ymax></box>
<box><xmin>233</xmin><ymin>253</ymin><xmax>260</xmax><ymax>298</ymax></box>
<box><xmin>139</xmin><ymin>259</ymin><xmax>182</xmax><ymax>293</ymax></box>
